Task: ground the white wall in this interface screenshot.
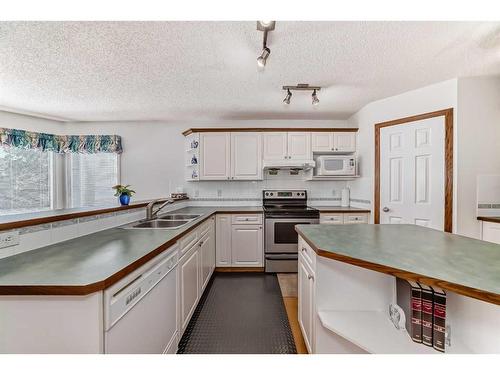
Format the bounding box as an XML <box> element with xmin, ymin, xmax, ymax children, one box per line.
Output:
<box><xmin>63</xmin><ymin>120</ymin><xmax>354</xmax><ymax>202</ymax></box>
<box><xmin>0</xmin><ymin>111</ymin><xmax>63</xmax><ymax>134</ymax></box>
<box><xmin>347</xmin><ymin>79</ymin><xmax>459</xmax><ymax>226</ymax></box>
<box><xmin>457</xmin><ymin>76</ymin><xmax>500</xmax><ymax>238</ymax></box>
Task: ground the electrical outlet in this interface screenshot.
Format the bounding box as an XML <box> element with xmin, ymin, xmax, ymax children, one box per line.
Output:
<box><xmin>0</xmin><ymin>231</ymin><xmax>20</xmax><ymax>249</ymax></box>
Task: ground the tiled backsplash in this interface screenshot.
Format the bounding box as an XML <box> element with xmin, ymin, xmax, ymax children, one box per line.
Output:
<box><xmin>0</xmin><ymin>201</ymin><xmax>188</xmax><ymax>260</ymax></box>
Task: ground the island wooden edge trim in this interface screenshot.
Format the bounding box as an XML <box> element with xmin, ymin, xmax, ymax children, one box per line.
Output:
<box><xmin>0</xmin><ymin>197</ymin><xmax>189</xmax><ymax>232</ymax></box>
<box><xmin>182</xmin><ymin>127</ymin><xmax>359</xmax><ymax>136</ymax></box>
<box><xmin>374</xmin><ymin>108</ymin><xmax>454</xmax><ymax>233</ymax></box>
<box><xmin>295</xmin><ymin>227</ymin><xmax>500</xmax><ymax>306</ymax></box>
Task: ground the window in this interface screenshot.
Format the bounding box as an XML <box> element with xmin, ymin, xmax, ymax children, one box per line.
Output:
<box><xmin>0</xmin><ymin>146</ymin><xmax>53</xmax><ymax>215</ymax></box>
<box><xmin>68</xmin><ymin>153</ymin><xmax>119</xmax><ymax>208</ymax></box>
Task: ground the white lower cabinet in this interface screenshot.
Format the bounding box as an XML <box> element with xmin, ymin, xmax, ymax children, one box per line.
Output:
<box><xmin>215</xmin><ymin>213</ymin><xmax>264</xmax><ymax>268</ymax></box>
<box><xmin>298</xmin><ymin>253</ymin><xmax>315</xmax><ymax>353</ymax></box>
<box><xmin>216</xmin><ymin>214</ymin><xmax>232</xmax><ymax>266</ymax></box>
<box><xmin>231</xmin><ymin>224</ymin><xmax>263</xmax><ymax>266</ymax></box>
<box><xmin>178</xmin><ymin>216</ymin><xmax>216</xmax><ymax>336</ymax></box>
<box><xmin>482</xmin><ymin>221</ymin><xmax>500</xmax><ymax>244</ymax></box>
<box><xmin>179</xmin><ymin>243</ymin><xmax>200</xmax><ymax>332</ymax></box>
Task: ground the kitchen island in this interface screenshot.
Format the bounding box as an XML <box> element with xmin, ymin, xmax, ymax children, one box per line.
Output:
<box><xmin>295</xmin><ymin>224</ymin><xmax>500</xmax><ymax>354</ymax></box>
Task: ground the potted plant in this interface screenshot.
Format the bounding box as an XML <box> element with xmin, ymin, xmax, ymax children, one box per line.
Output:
<box><xmin>112</xmin><ymin>184</ymin><xmax>136</xmax><ymax>206</ymax></box>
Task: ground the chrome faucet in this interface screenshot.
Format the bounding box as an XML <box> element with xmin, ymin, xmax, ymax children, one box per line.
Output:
<box><xmin>146</xmin><ymin>198</ymin><xmax>175</xmax><ymax>220</ymax></box>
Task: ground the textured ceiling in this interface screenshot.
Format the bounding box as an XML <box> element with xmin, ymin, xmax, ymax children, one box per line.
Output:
<box><xmin>0</xmin><ymin>21</ymin><xmax>499</xmax><ymax>122</ymax></box>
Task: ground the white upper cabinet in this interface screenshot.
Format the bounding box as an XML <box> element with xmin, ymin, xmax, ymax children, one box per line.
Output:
<box><xmin>311</xmin><ymin>132</ymin><xmax>333</xmax><ymax>152</ymax></box>
<box><xmin>263</xmin><ymin>132</ymin><xmax>312</xmax><ymax>160</ymax></box>
<box><xmin>199</xmin><ymin>133</ymin><xmax>231</xmax><ymax>180</ymax></box>
<box><xmin>333</xmin><ymin>132</ymin><xmax>356</xmax><ymax>153</ymax></box>
<box><xmin>263</xmin><ymin>132</ymin><xmax>288</xmax><ymax>161</ymax></box>
<box><xmin>288</xmin><ymin>132</ymin><xmax>312</xmax><ymax>160</ymax></box>
<box><xmin>312</xmin><ymin>132</ymin><xmax>356</xmax><ymax>153</ymax></box>
<box><xmin>231</xmin><ymin>132</ymin><xmax>262</xmax><ymax>180</ymax></box>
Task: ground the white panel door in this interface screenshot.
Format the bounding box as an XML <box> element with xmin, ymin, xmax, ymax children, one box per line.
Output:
<box><xmin>216</xmin><ymin>214</ymin><xmax>232</xmax><ymax>266</ymax></box>
<box><xmin>231</xmin><ymin>132</ymin><xmax>262</xmax><ymax>180</ymax></box>
<box><xmin>263</xmin><ymin>132</ymin><xmax>287</xmax><ymax>160</ymax></box>
<box><xmin>231</xmin><ymin>225</ymin><xmax>263</xmax><ymax>266</ymax></box>
<box><xmin>380</xmin><ymin>117</ymin><xmax>445</xmax><ymax>230</ymax></box>
<box><xmin>199</xmin><ymin>232</ymin><xmax>212</xmax><ymax>291</ymax></box>
<box><xmin>298</xmin><ymin>257</ymin><xmax>314</xmax><ymax>353</ymax></box>
<box><xmin>288</xmin><ymin>132</ymin><xmax>312</xmax><ymax>160</ymax></box>
<box><xmin>180</xmin><ymin>246</ymin><xmax>199</xmax><ymax>331</ymax></box>
<box><xmin>333</xmin><ymin>132</ymin><xmax>356</xmax><ymax>152</ymax></box>
<box><xmin>311</xmin><ymin>132</ymin><xmax>333</xmax><ymax>152</ymax></box>
<box><xmin>200</xmin><ymin>132</ymin><xmax>231</xmax><ymax>180</ymax></box>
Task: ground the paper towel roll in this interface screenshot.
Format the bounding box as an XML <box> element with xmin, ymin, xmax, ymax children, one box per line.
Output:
<box><xmin>341</xmin><ymin>188</ymin><xmax>350</xmax><ymax>207</ymax></box>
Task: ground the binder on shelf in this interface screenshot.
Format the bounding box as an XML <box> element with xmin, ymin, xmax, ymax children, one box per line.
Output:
<box><xmin>396</xmin><ymin>278</ymin><xmax>422</xmax><ymax>343</ymax></box>
<box><xmin>419</xmin><ymin>283</ymin><xmax>434</xmax><ymax>347</ymax></box>
<box><xmin>432</xmin><ymin>287</ymin><xmax>447</xmax><ymax>352</ymax></box>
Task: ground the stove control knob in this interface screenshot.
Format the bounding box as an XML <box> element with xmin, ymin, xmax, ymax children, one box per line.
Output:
<box><xmin>265</xmin><ymin>192</ymin><xmax>269</xmax><ymax>196</ymax></box>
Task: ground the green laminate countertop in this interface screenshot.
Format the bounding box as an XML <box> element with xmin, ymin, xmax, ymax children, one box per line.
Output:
<box><xmin>0</xmin><ymin>206</ymin><xmax>262</xmax><ymax>295</ymax></box>
<box><xmin>296</xmin><ymin>224</ymin><xmax>500</xmax><ymax>305</ymax></box>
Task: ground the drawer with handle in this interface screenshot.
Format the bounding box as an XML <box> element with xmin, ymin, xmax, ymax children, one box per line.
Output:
<box><xmin>320</xmin><ymin>214</ymin><xmax>344</xmax><ymax>225</ymax></box>
<box><xmin>231</xmin><ymin>213</ymin><xmax>263</xmax><ymax>225</ymax></box>
<box><xmin>344</xmin><ymin>214</ymin><xmax>368</xmax><ymax>224</ymax></box>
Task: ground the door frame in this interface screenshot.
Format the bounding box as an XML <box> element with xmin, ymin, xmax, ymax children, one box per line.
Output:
<box><xmin>374</xmin><ymin>108</ymin><xmax>454</xmax><ymax>232</ymax></box>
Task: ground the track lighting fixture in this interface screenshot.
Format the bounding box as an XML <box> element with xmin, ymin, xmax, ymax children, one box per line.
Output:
<box><xmin>256</xmin><ymin>21</ymin><xmax>275</xmax><ymax>69</ymax></box>
<box><xmin>283</xmin><ymin>89</ymin><xmax>292</xmax><ymax>105</ymax></box>
<box><xmin>257</xmin><ymin>47</ymin><xmax>271</xmax><ymax>68</ymax></box>
<box><xmin>312</xmin><ymin>89</ymin><xmax>320</xmax><ymax>106</ymax></box>
<box><xmin>282</xmin><ymin>84</ymin><xmax>321</xmax><ymax>106</ymax></box>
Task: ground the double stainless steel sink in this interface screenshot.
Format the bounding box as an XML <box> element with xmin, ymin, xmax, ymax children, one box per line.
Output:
<box><xmin>124</xmin><ymin>213</ymin><xmax>202</xmax><ymax>230</ymax></box>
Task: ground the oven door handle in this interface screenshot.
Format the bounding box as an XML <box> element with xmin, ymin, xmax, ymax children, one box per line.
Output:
<box><xmin>265</xmin><ymin>218</ymin><xmax>319</xmax><ymax>224</ymax></box>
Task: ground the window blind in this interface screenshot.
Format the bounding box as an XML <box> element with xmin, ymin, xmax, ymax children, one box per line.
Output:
<box><xmin>0</xmin><ymin>146</ymin><xmax>52</xmax><ymax>215</ymax></box>
<box><xmin>69</xmin><ymin>153</ymin><xmax>119</xmax><ymax>208</ymax></box>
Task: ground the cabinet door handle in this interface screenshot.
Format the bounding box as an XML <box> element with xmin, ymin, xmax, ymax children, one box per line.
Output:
<box><xmin>301</xmin><ymin>247</ymin><xmax>306</xmax><ymax>252</ymax></box>
<box><xmin>199</xmin><ymin>241</ymin><xmax>204</xmax><ymax>247</ymax></box>
<box><xmin>308</xmin><ymin>274</ymin><xmax>314</xmax><ymax>280</ymax></box>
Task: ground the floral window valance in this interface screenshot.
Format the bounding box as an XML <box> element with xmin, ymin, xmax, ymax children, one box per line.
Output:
<box><xmin>0</xmin><ymin>128</ymin><xmax>122</xmax><ymax>154</ymax></box>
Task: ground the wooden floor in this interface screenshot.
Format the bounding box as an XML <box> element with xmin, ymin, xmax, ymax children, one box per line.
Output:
<box><xmin>277</xmin><ymin>273</ymin><xmax>308</xmax><ymax>354</ymax></box>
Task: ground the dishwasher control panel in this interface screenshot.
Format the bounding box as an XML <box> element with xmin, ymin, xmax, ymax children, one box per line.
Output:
<box><xmin>103</xmin><ymin>245</ymin><xmax>179</xmax><ymax>331</ymax></box>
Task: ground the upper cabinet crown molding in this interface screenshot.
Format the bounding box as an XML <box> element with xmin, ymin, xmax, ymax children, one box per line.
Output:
<box><xmin>182</xmin><ymin>127</ymin><xmax>358</xmax><ymax>136</ymax></box>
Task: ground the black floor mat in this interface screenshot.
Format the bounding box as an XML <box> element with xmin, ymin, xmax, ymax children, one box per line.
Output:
<box><xmin>177</xmin><ymin>273</ymin><xmax>297</xmax><ymax>354</ymax></box>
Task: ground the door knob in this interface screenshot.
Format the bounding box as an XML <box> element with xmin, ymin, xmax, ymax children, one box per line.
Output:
<box><xmin>382</xmin><ymin>207</ymin><xmax>390</xmax><ymax>212</ymax></box>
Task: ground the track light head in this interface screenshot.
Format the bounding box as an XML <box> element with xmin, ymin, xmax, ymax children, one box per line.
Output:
<box><xmin>312</xmin><ymin>89</ymin><xmax>320</xmax><ymax>106</ymax></box>
<box><xmin>283</xmin><ymin>89</ymin><xmax>292</xmax><ymax>105</ymax></box>
<box><xmin>257</xmin><ymin>47</ymin><xmax>271</xmax><ymax>68</ymax></box>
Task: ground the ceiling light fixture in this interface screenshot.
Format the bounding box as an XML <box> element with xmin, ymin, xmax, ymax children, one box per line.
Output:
<box><xmin>256</xmin><ymin>21</ymin><xmax>275</xmax><ymax>69</ymax></box>
<box><xmin>282</xmin><ymin>84</ymin><xmax>321</xmax><ymax>106</ymax></box>
<box><xmin>312</xmin><ymin>89</ymin><xmax>320</xmax><ymax>106</ymax></box>
<box><xmin>283</xmin><ymin>89</ymin><xmax>292</xmax><ymax>105</ymax></box>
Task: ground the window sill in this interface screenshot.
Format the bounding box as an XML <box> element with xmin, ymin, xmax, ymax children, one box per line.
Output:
<box><xmin>0</xmin><ymin>198</ymin><xmax>188</xmax><ymax>231</ymax></box>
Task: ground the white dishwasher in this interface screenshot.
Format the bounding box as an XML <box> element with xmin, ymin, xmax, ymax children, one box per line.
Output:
<box><xmin>104</xmin><ymin>246</ymin><xmax>179</xmax><ymax>354</ymax></box>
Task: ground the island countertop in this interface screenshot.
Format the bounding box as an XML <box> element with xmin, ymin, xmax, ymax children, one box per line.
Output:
<box><xmin>295</xmin><ymin>224</ymin><xmax>500</xmax><ymax>305</ymax></box>
<box><xmin>0</xmin><ymin>206</ymin><xmax>262</xmax><ymax>295</ymax></box>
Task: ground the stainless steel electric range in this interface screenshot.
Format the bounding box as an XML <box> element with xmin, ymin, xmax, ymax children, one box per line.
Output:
<box><xmin>263</xmin><ymin>190</ymin><xmax>319</xmax><ymax>273</ymax></box>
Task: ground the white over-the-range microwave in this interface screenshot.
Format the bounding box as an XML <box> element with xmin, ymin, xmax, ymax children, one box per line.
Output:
<box><xmin>315</xmin><ymin>155</ymin><xmax>357</xmax><ymax>176</ymax></box>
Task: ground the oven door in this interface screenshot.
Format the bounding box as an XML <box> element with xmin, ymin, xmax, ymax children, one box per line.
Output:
<box><xmin>265</xmin><ymin>218</ymin><xmax>319</xmax><ymax>254</ymax></box>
